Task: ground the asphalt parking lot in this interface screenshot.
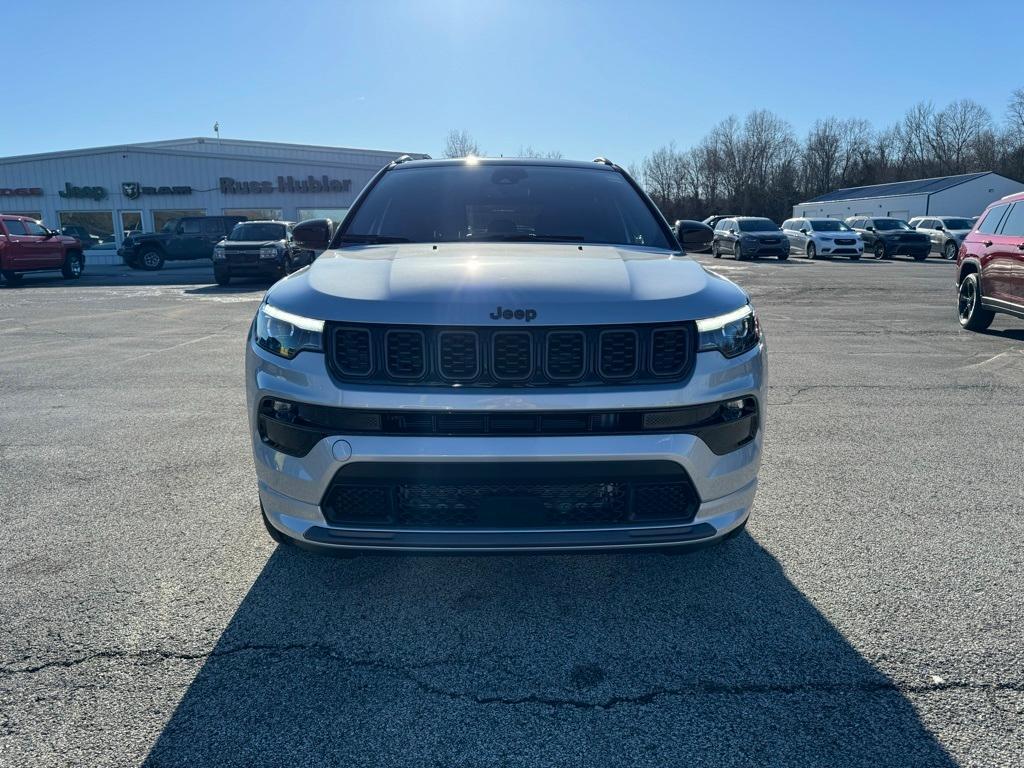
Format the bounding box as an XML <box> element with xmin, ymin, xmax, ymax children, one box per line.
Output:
<box><xmin>1</xmin><ymin>254</ymin><xmax>1022</xmax><ymax>767</ymax></box>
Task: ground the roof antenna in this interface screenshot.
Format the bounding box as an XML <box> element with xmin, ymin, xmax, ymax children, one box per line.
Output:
<box><xmin>214</xmin><ymin>121</ymin><xmax>221</xmax><ymax>147</ymax></box>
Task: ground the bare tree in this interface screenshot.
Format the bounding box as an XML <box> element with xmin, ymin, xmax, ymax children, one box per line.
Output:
<box><xmin>517</xmin><ymin>145</ymin><xmax>564</xmax><ymax>159</ymax></box>
<box><xmin>444</xmin><ymin>129</ymin><xmax>482</xmax><ymax>159</ymax></box>
<box><xmin>927</xmin><ymin>99</ymin><xmax>992</xmax><ymax>174</ymax></box>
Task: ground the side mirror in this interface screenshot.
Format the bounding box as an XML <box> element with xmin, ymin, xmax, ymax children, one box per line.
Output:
<box><xmin>292</xmin><ymin>218</ymin><xmax>333</xmax><ymax>250</ymax></box>
<box><xmin>934</xmin><ymin>224</ymin><xmax>944</xmax><ymax>231</ymax></box>
<box><xmin>43</xmin><ymin>229</ymin><xmax>55</xmax><ymax>239</ymax></box>
<box><xmin>674</xmin><ymin>222</ymin><xmax>713</xmax><ymax>249</ymax></box>
<box><xmin>866</xmin><ymin>226</ymin><xmax>875</xmax><ymax>232</ymax></box>
<box><xmin>799</xmin><ymin>227</ymin><xmax>808</xmax><ymax>234</ymax></box>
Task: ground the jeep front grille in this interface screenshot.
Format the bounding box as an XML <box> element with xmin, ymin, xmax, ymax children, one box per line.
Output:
<box><xmin>326</xmin><ymin>322</ymin><xmax>696</xmax><ymax>387</ymax></box>
<box><xmin>320</xmin><ymin>461</ymin><xmax>700</xmax><ymax>529</ymax></box>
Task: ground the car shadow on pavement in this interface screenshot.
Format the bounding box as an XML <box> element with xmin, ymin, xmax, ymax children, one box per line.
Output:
<box><xmin>143</xmin><ymin>535</ymin><xmax>955</xmax><ymax>768</ymax></box>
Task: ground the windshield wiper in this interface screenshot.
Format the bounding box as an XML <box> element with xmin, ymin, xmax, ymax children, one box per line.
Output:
<box><xmin>336</xmin><ymin>234</ymin><xmax>411</xmax><ymax>244</ymax></box>
<box><xmin>472</xmin><ymin>233</ymin><xmax>585</xmax><ymax>242</ymax></box>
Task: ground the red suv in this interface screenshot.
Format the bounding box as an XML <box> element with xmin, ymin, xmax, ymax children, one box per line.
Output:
<box><xmin>0</xmin><ymin>215</ymin><xmax>85</xmax><ymax>285</ymax></box>
<box><xmin>956</xmin><ymin>192</ymin><xmax>1024</xmax><ymax>331</ymax></box>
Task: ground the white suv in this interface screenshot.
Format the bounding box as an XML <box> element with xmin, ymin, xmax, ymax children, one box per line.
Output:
<box><xmin>781</xmin><ymin>218</ymin><xmax>863</xmax><ymax>260</ymax></box>
<box><xmin>247</xmin><ymin>157</ymin><xmax>766</xmax><ymax>553</ymax></box>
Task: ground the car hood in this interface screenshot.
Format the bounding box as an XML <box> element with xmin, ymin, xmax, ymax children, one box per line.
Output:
<box><xmin>266</xmin><ymin>242</ymin><xmax>749</xmax><ymax>325</ymax></box>
<box><xmin>223</xmin><ymin>240</ymin><xmax>282</xmax><ymax>248</ymax></box>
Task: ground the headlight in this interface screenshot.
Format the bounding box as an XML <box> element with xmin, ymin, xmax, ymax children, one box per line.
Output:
<box><xmin>213</xmin><ymin>246</ymin><xmax>226</xmax><ymax>260</ymax></box>
<box><xmin>254</xmin><ymin>303</ymin><xmax>324</xmax><ymax>359</ymax></box>
<box><xmin>260</xmin><ymin>246</ymin><xmax>280</xmax><ymax>260</ymax></box>
<box><xmin>697</xmin><ymin>305</ymin><xmax>761</xmax><ymax>358</ymax></box>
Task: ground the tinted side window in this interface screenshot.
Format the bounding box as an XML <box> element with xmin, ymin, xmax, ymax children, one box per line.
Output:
<box><xmin>977</xmin><ymin>205</ymin><xmax>1009</xmax><ymax>235</ymax></box>
<box><xmin>998</xmin><ymin>203</ymin><xmax>1024</xmax><ymax>237</ymax></box>
<box><xmin>781</xmin><ymin>219</ymin><xmax>793</xmax><ymax>230</ymax></box>
<box><xmin>23</xmin><ymin>221</ymin><xmax>48</xmax><ymax>236</ymax></box>
<box><xmin>3</xmin><ymin>219</ymin><xmax>28</xmax><ymax>235</ymax></box>
<box><xmin>180</xmin><ymin>219</ymin><xmax>201</xmax><ymax>234</ymax></box>
<box><xmin>201</xmin><ymin>219</ymin><xmax>223</xmax><ymax>235</ymax></box>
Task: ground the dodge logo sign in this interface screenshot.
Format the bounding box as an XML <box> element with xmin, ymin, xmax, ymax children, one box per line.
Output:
<box><xmin>122</xmin><ymin>182</ymin><xmax>141</xmax><ymax>200</ymax></box>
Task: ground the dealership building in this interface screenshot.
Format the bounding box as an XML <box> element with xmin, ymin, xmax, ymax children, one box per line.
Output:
<box><xmin>0</xmin><ymin>137</ymin><xmax>426</xmax><ymax>264</ymax></box>
<box><xmin>793</xmin><ymin>171</ymin><xmax>1024</xmax><ymax>222</ymax></box>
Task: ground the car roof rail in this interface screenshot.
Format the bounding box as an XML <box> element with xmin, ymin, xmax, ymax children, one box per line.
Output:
<box><xmin>592</xmin><ymin>157</ymin><xmax>615</xmax><ymax>166</ymax></box>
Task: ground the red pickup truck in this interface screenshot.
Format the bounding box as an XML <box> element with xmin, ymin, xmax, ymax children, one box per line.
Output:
<box><xmin>0</xmin><ymin>215</ymin><xmax>84</xmax><ymax>285</ymax></box>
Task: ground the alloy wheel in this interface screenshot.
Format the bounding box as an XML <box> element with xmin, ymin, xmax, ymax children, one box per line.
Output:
<box><xmin>958</xmin><ymin>278</ymin><xmax>976</xmax><ymax>321</ymax></box>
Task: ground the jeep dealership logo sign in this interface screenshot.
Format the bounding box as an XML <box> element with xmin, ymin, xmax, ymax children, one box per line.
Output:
<box><xmin>121</xmin><ymin>181</ymin><xmax>193</xmax><ymax>199</ymax></box>
<box><xmin>219</xmin><ymin>175</ymin><xmax>352</xmax><ymax>194</ymax></box>
<box><xmin>59</xmin><ymin>182</ymin><xmax>107</xmax><ymax>201</ymax></box>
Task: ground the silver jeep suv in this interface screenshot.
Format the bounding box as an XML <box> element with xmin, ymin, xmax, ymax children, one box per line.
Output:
<box><xmin>247</xmin><ymin>157</ymin><xmax>766</xmax><ymax>553</ymax></box>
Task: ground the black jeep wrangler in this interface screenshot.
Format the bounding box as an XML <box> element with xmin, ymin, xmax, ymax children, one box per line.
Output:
<box><xmin>118</xmin><ymin>215</ymin><xmax>246</xmax><ymax>270</ymax></box>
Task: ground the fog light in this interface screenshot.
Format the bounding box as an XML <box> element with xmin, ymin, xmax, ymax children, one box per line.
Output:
<box><xmin>721</xmin><ymin>398</ymin><xmax>747</xmax><ymax>421</ymax></box>
<box><xmin>271</xmin><ymin>399</ymin><xmax>297</xmax><ymax>422</ymax></box>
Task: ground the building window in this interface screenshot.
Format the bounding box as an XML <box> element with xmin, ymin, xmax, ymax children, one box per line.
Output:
<box><xmin>297</xmin><ymin>207</ymin><xmax>349</xmax><ymax>223</ymax></box>
<box><xmin>5</xmin><ymin>211</ymin><xmax>43</xmax><ymax>221</ymax></box>
<box><xmin>58</xmin><ymin>211</ymin><xmax>115</xmax><ymax>251</ymax></box>
<box><xmin>121</xmin><ymin>211</ymin><xmax>143</xmax><ymax>238</ymax></box>
<box><xmin>223</xmin><ymin>208</ymin><xmax>282</xmax><ymax>221</ymax></box>
<box><xmin>153</xmin><ymin>209</ymin><xmax>205</xmax><ymax>233</ymax></box>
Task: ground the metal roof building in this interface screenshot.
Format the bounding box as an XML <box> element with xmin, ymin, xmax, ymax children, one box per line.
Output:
<box><xmin>0</xmin><ymin>137</ymin><xmax>426</xmax><ymax>264</ymax></box>
<box><xmin>793</xmin><ymin>171</ymin><xmax>1024</xmax><ymax>221</ymax></box>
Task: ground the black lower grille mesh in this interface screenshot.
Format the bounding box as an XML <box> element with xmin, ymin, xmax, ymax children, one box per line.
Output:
<box><xmin>321</xmin><ymin>462</ymin><xmax>700</xmax><ymax>529</ymax></box>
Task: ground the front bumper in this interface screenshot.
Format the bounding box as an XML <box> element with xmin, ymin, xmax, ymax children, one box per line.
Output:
<box><xmin>219</xmin><ymin>257</ymin><xmax>284</xmax><ymax>276</ymax></box>
<box><xmin>247</xmin><ymin>339</ymin><xmax>766</xmax><ymax>553</ymax></box>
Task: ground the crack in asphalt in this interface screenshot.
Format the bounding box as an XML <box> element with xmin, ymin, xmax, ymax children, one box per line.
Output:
<box><xmin>2</xmin><ymin>644</ymin><xmax>1021</xmax><ymax>711</ymax></box>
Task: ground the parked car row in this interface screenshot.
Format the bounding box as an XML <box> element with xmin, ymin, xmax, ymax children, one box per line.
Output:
<box><xmin>677</xmin><ymin>213</ymin><xmax>971</xmax><ymax>262</ymax></box>
<box><xmin>0</xmin><ymin>213</ymin><xmax>324</xmax><ymax>286</ymax></box>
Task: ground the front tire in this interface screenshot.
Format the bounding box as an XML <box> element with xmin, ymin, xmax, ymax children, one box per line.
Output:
<box><xmin>806</xmin><ymin>242</ymin><xmax>817</xmax><ymax>260</ymax></box>
<box><xmin>1</xmin><ymin>271</ymin><xmax>23</xmax><ymax>285</ymax></box>
<box><xmin>850</xmin><ymin>252</ymin><xmax>861</xmax><ymax>261</ymax></box>
<box><xmin>214</xmin><ymin>265</ymin><xmax>231</xmax><ymax>286</ymax></box>
<box><xmin>61</xmin><ymin>251</ymin><xmax>84</xmax><ymax>279</ymax></box>
<box><xmin>733</xmin><ymin>242</ymin><xmax>743</xmax><ymax>261</ymax></box>
<box><xmin>958</xmin><ymin>273</ymin><xmax>994</xmax><ymax>331</ymax></box>
<box><xmin>712</xmin><ymin>242</ymin><xmax>721</xmax><ymax>259</ymax></box>
<box><xmin>139</xmin><ymin>249</ymin><xmax>165</xmax><ymax>271</ymax></box>
<box><xmin>943</xmin><ymin>241</ymin><xmax>958</xmax><ymax>261</ymax></box>
<box><xmin>912</xmin><ymin>251</ymin><xmax>928</xmax><ymax>262</ymax></box>
<box><xmin>777</xmin><ymin>251</ymin><xmax>788</xmax><ymax>261</ymax></box>
<box><xmin>874</xmin><ymin>241</ymin><xmax>887</xmax><ymax>260</ymax></box>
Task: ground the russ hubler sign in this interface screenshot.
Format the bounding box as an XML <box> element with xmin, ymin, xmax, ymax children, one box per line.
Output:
<box><xmin>219</xmin><ymin>175</ymin><xmax>352</xmax><ymax>194</ymax></box>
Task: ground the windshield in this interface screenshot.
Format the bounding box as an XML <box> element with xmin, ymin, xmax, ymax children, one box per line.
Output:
<box><xmin>341</xmin><ymin>164</ymin><xmax>673</xmax><ymax>249</ymax></box>
<box><xmin>874</xmin><ymin>219</ymin><xmax>911</xmax><ymax>231</ymax></box>
<box><xmin>941</xmin><ymin>218</ymin><xmax>973</xmax><ymax>230</ymax></box>
<box><xmin>737</xmin><ymin>218</ymin><xmax>780</xmax><ymax>232</ymax></box>
<box><xmin>161</xmin><ymin>220</ymin><xmax>178</xmax><ymax>233</ymax></box>
<box><xmin>808</xmin><ymin>219</ymin><xmax>851</xmax><ymax>232</ymax></box>
<box><xmin>229</xmin><ymin>223</ymin><xmax>287</xmax><ymax>241</ymax></box>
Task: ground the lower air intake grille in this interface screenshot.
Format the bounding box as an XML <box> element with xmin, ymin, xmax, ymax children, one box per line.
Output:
<box><xmin>321</xmin><ymin>461</ymin><xmax>700</xmax><ymax>529</ymax></box>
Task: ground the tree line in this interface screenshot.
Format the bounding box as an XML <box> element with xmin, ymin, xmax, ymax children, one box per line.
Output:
<box><xmin>635</xmin><ymin>89</ymin><xmax>1024</xmax><ymax>223</ymax></box>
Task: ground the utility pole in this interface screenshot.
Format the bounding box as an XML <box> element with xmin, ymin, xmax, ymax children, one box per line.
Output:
<box><xmin>214</xmin><ymin>121</ymin><xmax>221</xmax><ymax>147</ymax></box>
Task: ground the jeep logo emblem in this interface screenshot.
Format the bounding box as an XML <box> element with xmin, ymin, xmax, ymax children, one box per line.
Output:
<box><xmin>489</xmin><ymin>306</ymin><xmax>537</xmax><ymax>322</ymax></box>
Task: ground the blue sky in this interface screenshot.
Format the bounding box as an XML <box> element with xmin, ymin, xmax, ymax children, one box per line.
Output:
<box><xmin>7</xmin><ymin>0</ymin><xmax>1023</xmax><ymax>167</ymax></box>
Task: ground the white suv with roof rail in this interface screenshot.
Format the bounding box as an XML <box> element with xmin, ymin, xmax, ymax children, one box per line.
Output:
<box><xmin>247</xmin><ymin>157</ymin><xmax>766</xmax><ymax>554</ymax></box>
